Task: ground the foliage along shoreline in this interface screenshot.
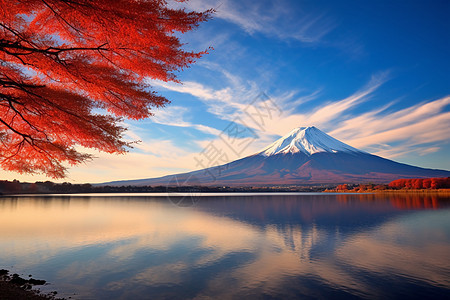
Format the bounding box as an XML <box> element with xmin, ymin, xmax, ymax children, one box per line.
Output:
<box><xmin>0</xmin><ymin>177</ymin><xmax>449</xmax><ymax>195</ymax></box>
<box><xmin>325</xmin><ymin>188</ymin><xmax>450</xmax><ymax>194</ymax></box>
<box><xmin>326</xmin><ymin>177</ymin><xmax>450</xmax><ymax>193</ymax></box>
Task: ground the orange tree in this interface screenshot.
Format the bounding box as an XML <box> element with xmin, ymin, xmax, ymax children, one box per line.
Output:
<box><xmin>0</xmin><ymin>0</ymin><xmax>211</xmax><ymax>178</ymax></box>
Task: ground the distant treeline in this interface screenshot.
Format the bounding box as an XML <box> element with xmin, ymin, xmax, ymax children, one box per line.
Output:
<box><xmin>335</xmin><ymin>177</ymin><xmax>450</xmax><ymax>192</ymax></box>
<box><xmin>388</xmin><ymin>177</ymin><xmax>450</xmax><ymax>189</ymax></box>
<box><xmin>0</xmin><ymin>180</ymin><xmax>96</xmax><ymax>194</ymax></box>
<box><xmin>0</xmin><ymin>180</ymin><xmax>328</xmax><ymax>194</ymax></box>
<box><xmin>1</xmin><ymin>177</ymin><xmax>448</xmax><ymax>195</ymax></box>
<box><xmin>0</xmin><ymin>180</ymin><xmax>199</xmax><ymax>194</ymax></box>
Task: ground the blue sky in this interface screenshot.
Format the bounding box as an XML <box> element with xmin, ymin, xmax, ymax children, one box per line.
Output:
<box><xmin>3</xmin><ymin>0</ymin><xmax>449</xmax><ymax>183</ymax></box>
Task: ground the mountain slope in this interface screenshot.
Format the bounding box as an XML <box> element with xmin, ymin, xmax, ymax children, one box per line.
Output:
<box><xmin>103</xmin><ymin>126</ymin><xmax>450</xmax><ymax>186</ymax></box>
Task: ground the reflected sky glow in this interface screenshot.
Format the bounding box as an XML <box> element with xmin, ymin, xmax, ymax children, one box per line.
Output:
<box><xmin>0</xmin><ymin>194</ymin><xmax>449</xmax><ymax>299</ymax></box>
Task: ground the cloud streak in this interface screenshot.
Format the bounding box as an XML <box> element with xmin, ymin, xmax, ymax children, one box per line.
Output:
<box><xmin>183</xmin><ymin>0</ymin><xmax>335</xmax><ymax>43</ymax></box>
<box><xmin>150</xmin><ymin>106</ymin><xmax>222</xmax><ymax>136</ymax></box>
<box><xmin>330</xmin><ymin>96</ymin><xmax>450</xmax><ymax>156</ymax></box>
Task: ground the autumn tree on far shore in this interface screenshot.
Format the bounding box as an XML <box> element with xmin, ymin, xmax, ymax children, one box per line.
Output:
<box><xmin>388</xmin><ymin>177</ymin><xmax>450</xmax><ymax>189</ymax></box>
<box><xmin>0</xmin><ymin>0</ymin><xmax>212</xmax><ymax>178</ymax></box>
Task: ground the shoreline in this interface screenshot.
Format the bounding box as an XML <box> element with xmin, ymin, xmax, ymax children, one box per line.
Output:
<box><xmin>1</xmin><ymin>188</ymin><xmax>450</xmax><ymax>196</ymax></box>
<box><xmin>324</xmin><ymin>189</ymin><xmax>450</xmax><ymax>194</ymax></box>
<box><xmin>0</xmin><ymin>270</ymin><xmax>62</xmax><ymax>300</ymax></box>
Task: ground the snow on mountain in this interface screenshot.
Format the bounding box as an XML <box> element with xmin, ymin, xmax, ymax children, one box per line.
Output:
<box><xmin>259</xmin><ymin>126</ymin><xmax>363</xmax><ymax>156</ymax></box>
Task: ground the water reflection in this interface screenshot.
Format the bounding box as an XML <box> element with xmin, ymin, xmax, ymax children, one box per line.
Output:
<box><xmin>0</xmin><ymin>193</ymin><xmax>449</xmax><ymax>299</ymax></box>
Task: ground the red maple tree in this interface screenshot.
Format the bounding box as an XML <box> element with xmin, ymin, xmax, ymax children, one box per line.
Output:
<box><xmin>0</xmin><ymin>0</ymin><xmax>212</xmax><ymax>178</ymax></box>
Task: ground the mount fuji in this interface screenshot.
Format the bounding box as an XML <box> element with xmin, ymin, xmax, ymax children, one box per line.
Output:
<box><xmin>104</xmin><ymin>126</ymin><xmax>450</xmax><ymax>186</ymax></box>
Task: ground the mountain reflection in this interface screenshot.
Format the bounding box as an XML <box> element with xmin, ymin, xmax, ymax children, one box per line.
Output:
<box><xmin>195</xmin><ymin>193</ymin><xmax>449</xmax><ymax>229</ymax></box>
<box><xmin>0</xmin><ymin>193</ymin><xmax>449</xmax><ymax>299</ymax></box>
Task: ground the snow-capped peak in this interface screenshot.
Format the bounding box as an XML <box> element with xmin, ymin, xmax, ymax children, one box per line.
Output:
<box><xmin>258</xmin><ymin>126</ymin><xmax>363</xmax><ymax>157</ymax></box>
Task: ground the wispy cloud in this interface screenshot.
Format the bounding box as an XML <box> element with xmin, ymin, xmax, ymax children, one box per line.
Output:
<box><xmin>330</xmin><ymin>96</ymin><xmax>450</xmax><ymax>155</ymax></box>
<box><xmin>148</xmin><ymin>70</ymin><xmax>260</xmax><ymax>120</ymax></box>
<box><xmin>183</xmin><ymin>0</ymin><xmax>335</xmax><ymax>43</ymax></box>
<box><xmin>150</xmin><ymin>106</ymin><xmax>222</xmax><ymax>136</ymax></box>
<box><xmin>302</xmin><ymin>73</ymin><xmax>388</xmax><ymax>129</ymax></box>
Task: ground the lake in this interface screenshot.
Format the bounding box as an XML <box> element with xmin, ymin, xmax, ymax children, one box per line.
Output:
<box><xmin>1</xmin><ymin>193</ymin><xmax>449</xmax><ymax>299</ymax></box>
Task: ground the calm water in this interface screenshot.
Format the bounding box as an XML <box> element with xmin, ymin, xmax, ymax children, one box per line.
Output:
<box><xmin>1</xmin><ymin>193</ymin><xmax>449</xmax><ymax>299</ymax></box>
